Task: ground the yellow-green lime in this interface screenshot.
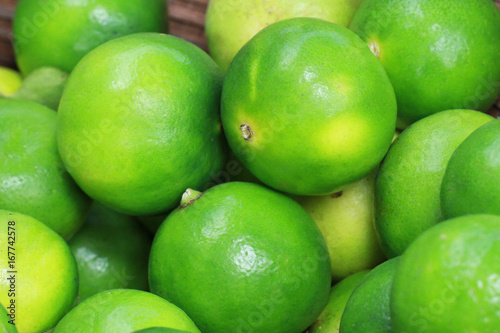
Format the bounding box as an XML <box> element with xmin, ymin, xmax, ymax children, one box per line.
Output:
<box><xmin>206</xmin><ymin>0</ymin><xmax>364</xmax><ymax>72</ymax></box>
<box><xmin>149</xmin><ymin>182</ymin><xmax>331</xmax><ymax>333</ymax></box>
<box><xmin>0</xmin><ymin>210</ymin><xmax>78</xmax><ymax>333</ymax></box>
<box><xmin>296</xmin><ymin>171</ymin><xmax>385</xmax><ymax>281</ymax></box>
<box><xmin>13</xmin><ymin>67</ymin><xmax>68</xmax><ymax>110</ymax></box>
<box><xmin>222</xmin><ymin>18</ymin><xmax>397</xmax><ymax>196</ymax></box>
<box><xmin>391</xmin><ymin>214</ymin><xmax>500</xmax><ymax>333</ymax></box>
<box><xmin>69</xmin><ymin>202</ymin><xmax>151</xmax><ymax>301</ymax></box>
<box><xmin>57</xmin><ymin>33</ymin><xmax>226</xmax><ymax>216</ymax></box>
<box><xmin>134</xmin><ymin>329</ymin><xmax>189</xmax><ymax>333</ymax></box>
<box><xmin>441</xmin><ymin>120</ymin><xmax>500</xmax><ymax>218</ymax></box>
<box><xmin>13</xmin><ymin>0</ymin><xmax>167</xmax><ymax>75</ymax></box>
<box><xmin>375</xmin><ymin>110</ymin><xmax>494</xmax><ymax>257</ymax></box>
<box><xmin>0</xmin><ymin>99</ymin><xmax>91</xmax><ymax>239</ymax></box>
<box><xmin>350</xmin><ymin>0</ymin><xmax>500</xmax><ymax>128</ymax></box>
<box><xmin>0</xmin><ymin>67</ymin><xmax>22</xmax><ymax>97</ymax></box>
<box><xmin>339</xmin><ymin>257</ymin><xmax>400</xmax><ymax>333</ymax></box>
<box><xmin>54</xmin><ymin>289</ymin><xmax>200</xmax><ymax>333</ymax></box>
<box><xmin>307</xmin><ymin>270</ymin><xmax>369</xmax><ymax>333</ymax></box>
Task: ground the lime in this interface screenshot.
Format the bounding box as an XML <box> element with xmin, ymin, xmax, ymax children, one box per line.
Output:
<box><xmin>57</xmin><ymin>33</ymin><xmax>226</xmax><ymax>216</ymax></box>
<box><xmin>54</xmin><ymin>289</ymin><xmax>200</xmax><ymax>333</ymax></box>
<box><xmin>441</xmin><ymin>120</ymin><xmax>500</xmax><ymax>218</ymax></box>
<box><xmin>13</xmin><ymin>0</ymin><xmax>167</xmax><ymax>75</ymax></box>
<box><xmin>14</xmin><ymin>67</ymin><xmax>68</xmax><ymax>110</ymax></box>
<box><xmin>375</xmin><ymin>110</ymin><xmax>494</xmax><ymax>257</ymax></box>
<box><xmin>391</xmin><ymin>214</ymin><xmax>500</xmax><ymax>333</ymax></box>
<box><xmin>221</xmin><ymin>18</ymin><xmax>397</xmax><ymax>196</ymax></box>
<box><xmin>0</xmin><ymin>99</ymin><xmax>91</xmax><ymax>239</ymax></box>
<box><xmin>296</xmin><ymin>171</ymin><xmax>385</xmax><ymax>281</ymax></box>
<box><xmin>0</xmin><ymin>67</ymin><xmax>22</xmax><ymax>97</ymax></box>
<box><xmin>149</xmin><ymin>182</ymin><xmax>331</xmax><ymax>333</ymax></box>
<box><xmin>339</xmin><ymin>257</ymin><xmax>400</xmax><ymax>333</ymax></box>
<box><xmin>134</xmin><ymin>329</ymin><xmax>189</xmax><ymax>333</ymax></box>
<box><xmin>69</xmin><ymin>202</ymin><xmax>151</xmax><ymax>301</ymax></box>
<box><xmin>206</xmin><ymin>0</ymin><xmax>364</xmax><ymax>72</ymax></box>
<box><xmin>0</xmin><ymin>210</ymin><xmax>78</xmax><ymax>333</ymax></box>
<box><xmin>350</xmin><ymin>0</ymin><xmax>500</xmax><ymax>128</ymax></box>
<box><xmin>0</xmin><ymin>304</ymin><xmax>17</xmax><ymax>333</ymax></box>
<box><xmin>307</xmin><ymin>270</ymin><xmax>369</xmax><ymax>333</ymax></box>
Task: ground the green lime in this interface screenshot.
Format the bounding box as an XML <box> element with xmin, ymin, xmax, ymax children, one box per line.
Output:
<box><xmin>0</xmin><ymin>210</ymin><xmax>78</xmax><ymax>333</ymax></box>
<box><xmin>0</xmin><ymin>67</ymin><xmax>22</xmax><ymax>97</ymax></box>
<box><xmin>0</xmin><ymin>304</ymin><xmax>17</xmax><ymax>333</ymax></box>
<box><xmin>376</xmin><ymin>110</ymin><xmax>494</xmax><ymax>257</ymax></box>
<box><xmin>350</xmin><ymin>0</ymin><xmax>500</xmax><ymax>128</ymax></box>
<box><xmin>13</xmin><ymin>67</ymin><xmax>68</xmax><ymax>110</ymax></box>
<box><xmin>13</xmin><ymin>0</ymin><xmax>167</xmax><ymax>75</ymax></box>
<box><xmin>391</xmin><ymin>214</ymin><xmax>500</xmax><ymax>333</ymax></box>
<box><xmin>54</xmin><ymin>289</ymin><xmax>200</xmax><ymax>332</ymax></box>
<box><xmin>296</xmin><ymin>171</ymin><xmax>385</xmax><ymax>281</ymax></box>
<box><xmin>339</xmin><ymin>257</ymin><xmax>400</xmax><ymax>333</ymax></box>
<box><xmin>149</xmin><ymin>182</ymin><xmax>331</xmax><ymax>333</ymax></box>
<box><xmin>57</xmin><ymin>33</ymin><xmax>226</xmax><ymax>216</ymax></box>
<box><xmin>441</xmin><ymin>120</ymin><xmax>500</xmax><ymax>218</ymax></box>
<box><xmin>0</xmin><ymin>99</ymin><xmax>91</xmax><ymax>239</ymax></box>
<box><xmin>206</xmin><ymin>0</ymin><xmax>364</xmax><ymax>72</ymax></box>
<box><xmin>221</xmin><ymin>18</ymin><xmax>396</xmax><ymax>196</ymax></box>
<box><xmin>134</xmin><ymin>329</ymin><xmax>189</xmax><ymax>333</ymax></box>
<box><xmin>69</xmin><ymin>202</ymin><xmax>151</xmax><ymax>302</ymax></box>
<box><xmin>307</xmin><ymin>270</ymin><xmax>369</xmax><ymax>333</ymax></box>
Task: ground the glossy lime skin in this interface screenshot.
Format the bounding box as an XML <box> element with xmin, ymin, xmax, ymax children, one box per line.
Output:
<box><xmin>0</xmin><ymin>210</ymin><xmax>78</xmax><ymax>333</ymax></box>
<box><xmin>375</xmin><ymin>110</ymin><xmax>494</xmax><ymax>258</ymax></box>
<box><xmin>391</xmin><ymin>215</ymin><xmax>500</xmax><ymax>333</ymax></box>
<box><xmin>222</xmin><ymin>18</ymin><xmax>397</xmax><ymax>196</ymax></box>
<box><xmin>206</xmin><ymin>0</ymin><xmax>364</xmax><ymax>72</ymax></box>
<box><xmin>442</xmin><ymin>120</ymin><xmax>500</xmax><ymax>218</ymax></box>
<box><xmin>54</xmin><ymin>289</ymin><xmax>200</xmax><ymax>332</ymax></box>
<box><xmin>0</xmin><ymin>67</ymin><xmax>22</xmax><ymax>97</ymax></box>
<box><xmin>297</xmin><ymin>171</ymin><xmax>385</xmax><ymax>281</ymax></box>
<box><xmin>57</xmin><ymin>33</ymin><xmax>226</xmax><ymax>216</ymax></box>
<box><xmin>0</xmin><ymin>304</ymin><xmax>17</xmax><ymax>333</ymax></box>
<box><xmin>339</xmin><ymin>257</ymin><xmax>399</xmax><ymax>333</ymax></box>
<box><xmin>308</xmin><ymin>270</ymin><xmax>369</xmax><ymax>333</ymax></box>
<box><xmin>0</xmin><ymin>99</ymin><xmax>91</xmax><ymax>239</ymax></box>
<box><xmin>149</xmin><ymin>182</ymin><xmax>331</xmax><ymax>333</ymax></box>
<box><xmin>13</xmin><ymin>0</ymin><xmax>167</xmax><ymax>75</ymax></box>
<box><xmin>134</xmin><ymin>329</ymin><xmax>189</xmax><ymax>333</ymax></box>
<box><xmin>351</xmin><ymin>0</ymin><xmax>500</xmax><ymax>128</ymax></box>
<box><xmin>69</xmin><ymin>202</ymin><xmax>151</xmax><ymax>301</ymax></box>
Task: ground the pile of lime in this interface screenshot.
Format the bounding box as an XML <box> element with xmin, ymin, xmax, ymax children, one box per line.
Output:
<box><xmin>1</xmin><ymin>0</ymin><xmax>499</xmax><ymax>332</ymax></box>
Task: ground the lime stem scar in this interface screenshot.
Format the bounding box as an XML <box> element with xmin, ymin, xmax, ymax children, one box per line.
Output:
<box><xmin>240</xmin><ymin>124</ymin><xmax>253</xmax><ymax>140</ymax></box>
<box><xmin>180</xmin><ymin>188</ymin><xmax>203</xmax><ymax>207</ymax></box>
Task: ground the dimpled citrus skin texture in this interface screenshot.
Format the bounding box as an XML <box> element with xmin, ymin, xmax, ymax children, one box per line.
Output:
<box><xmin>0</xmin><ymin>99</ymin><xmax>91</xmax><ymax>239</ymax></box>
<box><xmin>222</xmin><ymin>18</ymin><xmax>397</xmax><ymax>196</ymax></box>
<box><xmin>391</xmin><ymin>215</ymin><xmax>500</xmax><ymax>333</ymax></box>
<box><xmin>350</xmin><ymin>0</ymin><xmax>500</xmax><ymax>128</ymax></box>
<box><xmin>205</xmin><ymin>0</ymin><xmax>364</xmax><ymax>72</ymax></box>
<box><xmin>308</xmin><ymin>270</ymin><xmax>369</xmax><ymax>333</ymax></box>
<box><xmin>69</xmin><ymin>202</ymin><xmax>151</xmax><ymax>301</ymax></box>
<box><xmin>375</xmin><ymin>110</ymin><xmax>494</xmax><ymax>258</ymax></box>
<box><xmin>296</xmin><ymin>171</ymin><xmax>385</xmax><ymax>281</ymax></box>
<box><xmin>442</xmin><ymin>120</ymin><xmax>500</xmax><ymax>218</ymax></box>
<box><xmin>57</xmin><ymin>33</ymin><xmax>226</xmax><ymax>216</ymax></box>
<box><xmin>54</xmin><ymin>289</ymin><xmax>200</xmax><ymax>333</ymax></box>
<box><xmin>339</xmin><ymin>257</ymin><xmax>399</xmax><ymax>333</ymax></box>
<box><xmin>0</xmin><ymin>304</ymin><xmax>17</xmax><ymax>333</ymax></box>
<box><xmin>0</xmin><ymin>210</ymin><xmax>78</xmax><ymax>333</ymax></box>
<box><xmin>13</xmin><ymin>0</ymin><xmax>167</xmax><ymax>75</ymax></box>
<box><xmin>149</xmin><ymin>182</ymin><xmax>331</xmax><ymax>333</ymax></box>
